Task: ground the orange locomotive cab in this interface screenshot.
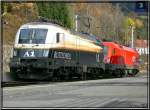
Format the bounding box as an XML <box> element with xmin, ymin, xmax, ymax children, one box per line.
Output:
<box><xmin>103</xmin><ymin>42</ymin><xmax>139</xmax><ymax>77</ymax></box>
<box><xmin>103</xmin><ymin>42</ymin><xmax>123</xmax><ymax>64</ymax></box>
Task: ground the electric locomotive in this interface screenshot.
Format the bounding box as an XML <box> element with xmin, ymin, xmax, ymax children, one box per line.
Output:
<box><xmin>103</xmin><ymin>42</ymin><xmax>140</xmax><ymax>77</ymax></box>
<box><xmin>10</xmin><ymin>22</ymin><xmax>104</xmax><ymax>80</ymax></box>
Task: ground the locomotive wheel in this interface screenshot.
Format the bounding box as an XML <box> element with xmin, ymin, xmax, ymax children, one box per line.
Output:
<box><xmin>59</xmin><ymin>70</ymin><xmax>66</xmax><ymax>80</ymax></box>
<box><xmin>90</xmin><ymin>69</ymin><xmax>96</xmax><ymax>79</ymax></box>
<box><xmin>120</xmin><ymin>69</ymin><xmax>126</xmax><ymax>77</ymax></box>
<box><xmin>118</xmin><ymin>69</ymin><xmax>124</xmax><ymax>77</ymax></box>
<box><xmin>86</xmin><ymin>68</ymin><xmax>92</xmax><ymax>79</ymax></box>
<box><xmin>127</xmin><ymin>69</ymin><xmax>135</xmax><ymax>77</ymax></box>
<box><xmin>10</xmin><ymin>68</ymin><xmax>19</xmax><ymax>81</ymax></box>
<box><xmin>93</xmin><ymin>68</ymin><xmax>99</xmax><ymax>79</ymax></box>
<box><xmin>53</xmin><ymin>69</ymin><xmax>61</xmax><ymax>81</ymax></box>
<box><xmin>95</xmin><ymin>68</ymin><xmax>102</xmax><ymax>78</ymax></box>
<box><xmin>113</xmin><ymin>69</ymin><xmax>122</xmax><ymax>78</ymax></box>
<box><xmin>132</xmin><ymin>69</ymin><xmax>139</xmax><ymax>76</ymax></box>
<box><xmin>64</xmin><ymin>73</ymin><xmax>70</xmax><ymax>80</ymax></box>
<box><xmin>104</xmin><ymin>69</ymin><xmax>112</xmax><ymax>78</ymax></box>
<box><xmin>58</xmin><ymin>68</ymin><xmax>70</xmax><ymax>81</ymax></box>
<box><xmin>112</xmin><ymin>70</ymin><xmax>116</xmax><ymax>77</ymax></box>
<box><xmin>44</xmin><ymin>72</ymin><xmax>54</xmax><ymax>81</ymax></box>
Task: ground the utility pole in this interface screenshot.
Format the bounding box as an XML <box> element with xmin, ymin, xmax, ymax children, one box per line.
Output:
<box><xmin>131</xmin><ymin>26</ymin><xmax>134</xmax><ymax>48</ymax></box>
<box><xmin>75</xmin><ymin>14</ymin><xmax>92</xmax><ymax>33</ymax></box>
<box><xmin>115</xmin><ymin>3</ymin><xmax>119</xmax><ymax>41</ymax></box>
<box><xmin>75</xmin><ymin>15</ymin><xmax>78</xmax><ymax>32</ymax></box>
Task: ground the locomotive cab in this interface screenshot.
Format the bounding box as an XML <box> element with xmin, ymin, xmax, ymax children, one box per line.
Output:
<box><xmin>10</xmin><ymin>24</ymin><xmax>53</xmax><ymax>80</ymax></box>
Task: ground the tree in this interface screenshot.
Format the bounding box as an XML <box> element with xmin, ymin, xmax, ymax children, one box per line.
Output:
<box><xmin>1</xmin><ymin>2</ymin><xmax>12</xmax><ymax>16</ymax></box>
<box><xmin>72</xmin><ymin>3</ymin><xmax>126</xmax><ymax>43</ymax></box>
<box><xmin>122</xmin><ymin>16</ymin><xmax>147</xmax><ymax>45</ymax></box>
<box><xmin>37</xmin><ymin>3</ymin><xmax>73</xmax><ymax>29</ymax></box>
<box><xmin>122</xmin><ymin>17</ymin><xmax>134</xmax><ymax>45</ymax></box>
<box><xmin>2</xmin><ymin>3</ymin><xmax>38</xmax><ymax>45</ymax></box>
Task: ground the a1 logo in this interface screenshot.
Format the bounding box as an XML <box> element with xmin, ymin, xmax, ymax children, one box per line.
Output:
<box><xmin>24</xmin><ymin>50</ymin><xmax>35</xmax><ymax>57</ymax></box>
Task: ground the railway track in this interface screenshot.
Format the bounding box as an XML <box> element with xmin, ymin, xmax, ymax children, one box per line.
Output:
<box><xmin>2</xmin><ymin>74</ymin><xmax>136</xmax><ymax>88</ymax></box>
<box><xmin>2</xmin><ymin>81</ymin><xmax>40</xmax><ymax>87</ymax></box>
<box><xmin>2</xmin><ymin>78</ymin><xmax>82</xmax><ymax>87</ymax></box>
<box><xmin>2</xmin><ymin>77</ymin><xmax>100</xmax><ymax>88</ymax></box>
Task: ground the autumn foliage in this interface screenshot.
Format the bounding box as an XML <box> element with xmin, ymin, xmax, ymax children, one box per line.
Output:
<box><xmin>2</xmin><ymin>2</ymin><xmax>147</xmax><ymax>45</ymax></box>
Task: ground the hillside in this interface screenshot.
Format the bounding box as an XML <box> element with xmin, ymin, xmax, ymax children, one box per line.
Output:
<box><xmin>2</xmin><ymin>3</ymin><xmax>38</xmax><ymax>45</ymax></box>
<box><xmin>2</xmin><ymin>2</ymin><xmax>148</xmax><ymax>45</ymax></box>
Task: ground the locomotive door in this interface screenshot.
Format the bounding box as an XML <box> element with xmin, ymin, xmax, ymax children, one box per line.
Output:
<box><xmin>52</xmin><ymin>33</ymin><xmax>65</xmax><ymax>69</ymax></box>
<box><xmin>110</xmin><ymin>48</ymin><xmax>116</xmax><ymax>64</ymax></box>
<box><xmin>57</xmin><ymin>33</ymin><xmax>65</xmax><ymax>45</ymax></box>
<box><xmin>60</xmin><ymin>33</ymin><xmax>65</xmax><ymax>44</ymax></box>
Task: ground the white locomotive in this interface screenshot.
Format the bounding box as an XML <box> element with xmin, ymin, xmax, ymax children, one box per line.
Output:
<box><xmin>10</xmin><ymin>22</ymin><xmax>104</xmax><ymax>80</ymax></box>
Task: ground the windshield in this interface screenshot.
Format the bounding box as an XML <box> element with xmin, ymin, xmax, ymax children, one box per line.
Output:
<box><xmin>19</xmin><ymin>29</ymin><xmax>48</xmax><ymax>44</ymax></box>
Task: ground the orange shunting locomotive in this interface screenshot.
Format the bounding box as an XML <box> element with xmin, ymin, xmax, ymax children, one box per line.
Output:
<box><xmin>103</xmin><ymin>42</ymin><xmax>140</xmax><ymax>77</ymax></box>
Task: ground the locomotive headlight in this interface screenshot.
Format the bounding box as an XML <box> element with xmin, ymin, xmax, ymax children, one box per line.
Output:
<box><xmin>104</xmin><ymin>56</ymin><xmax>110</xmax><ymax>64</ymax></box>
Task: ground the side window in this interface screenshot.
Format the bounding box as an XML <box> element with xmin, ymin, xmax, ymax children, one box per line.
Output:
<box><xmin>103</xmin><ymin>46</ymin><xmax>108</xmax><ymax>55</ymax></box>
<box><xmin>56</xmin><ymin>33</ymin><xmax>60</xmax><ymax>43</ymax></box>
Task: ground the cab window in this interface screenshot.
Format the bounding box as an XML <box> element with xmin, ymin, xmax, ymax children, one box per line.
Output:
<box><xmin>19</xmin><ymin>28</ymin><xmax>48</xmax><ymax>44</ymax></box>
<box><xmin>103</xmin><ymin>46</ymin><xmax>108</xmax><ymax>55</ymax></box>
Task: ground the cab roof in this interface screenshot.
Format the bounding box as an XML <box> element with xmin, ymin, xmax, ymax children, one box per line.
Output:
<box><xmin>103</xmin><ymin>42</ymin><xmax>138</xmax><ymax>53</ymax></box>
<box><xmin>103</xmin><ymin>42</ymin><xmax>123</xmax><ymax>49</ymax></box>
<box><xmin>21</xmin><ymin>22</ymin><xmax>68</xmax><ymax>30</ymax></box>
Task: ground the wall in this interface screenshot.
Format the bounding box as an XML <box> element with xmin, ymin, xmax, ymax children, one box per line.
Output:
<box><xmin>136</xmin><ymin>47</ymin><xmax>149</xmax><ymax>55</ymax></box>
<box><xmin>3</xmin><ymin>45</ymin><xmax>13</xmax><ymax>82</ymax></box>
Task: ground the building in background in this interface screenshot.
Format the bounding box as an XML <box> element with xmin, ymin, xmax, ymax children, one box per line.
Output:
<box><xmin>135</xmin><ymin>39</ymin><xmax>149</xmax><ymax>55</ymax></box>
